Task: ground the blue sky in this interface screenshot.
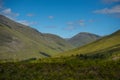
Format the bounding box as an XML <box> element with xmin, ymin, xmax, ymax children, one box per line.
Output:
<box><xmin>0</xmin><ymin>0</ymin><xmax>120</xmax><ymax>38</ymax></box>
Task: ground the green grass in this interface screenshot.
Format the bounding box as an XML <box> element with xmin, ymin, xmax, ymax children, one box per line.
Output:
<box><xmin>0</xmin><ymin>55</ymin><xmax>120</xmax><ymax>80</ymax></box>
<box><xmin>0</xmin><ymin>43</ymin><xmax>120</xmax><ymax>80</ymax></box>
<box><xmin>0</xmin><ymin>29</ymin><xmax>120</xmax><ymax>80</ymax></box>
<box><xmin>0</xmin><ymin>15</ymin><xmax>120</xmax><ymax>80</ymax></box>
<box><xmin>58</xmin><ymin>30</ymin><xmax>120</xmax><ymax>57</ymax></box>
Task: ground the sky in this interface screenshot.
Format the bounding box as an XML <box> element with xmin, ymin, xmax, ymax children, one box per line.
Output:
<box><xmin>0</xmin><ymin>0</ymin><xmax>120</xmax><ymax>38</ymax></box>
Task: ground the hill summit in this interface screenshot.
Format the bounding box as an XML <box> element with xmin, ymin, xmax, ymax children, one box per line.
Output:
<box><xmin>67</xmin><ymin>32</ymin><xmax>101</xmax><ymax>47</ymax></box>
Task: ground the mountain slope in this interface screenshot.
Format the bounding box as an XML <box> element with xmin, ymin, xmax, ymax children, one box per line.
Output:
<box><xmin>0</xmin><ymin>15</ymin><xmax>74</xmax><ymax>61</ymax></box>
<box><xmin>67</xmin><ymin>32</ymin><xmax>101</xmax><ymax>47</ymax></box>
<box><xmin>43</xmin><ymin>33</ymin><xmax>73</xmax><ymax>51</ymax></box>
<box><xmin>59</xmin><ymin>30</ymin><xmax>120</xmax><ymax>58</ymax></box>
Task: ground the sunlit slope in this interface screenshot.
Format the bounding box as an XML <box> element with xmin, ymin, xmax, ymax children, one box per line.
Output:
<box><xmin>59</xmin><ymin>30</ymin><xmax>120</xmax><ymax>56</ymax></box>
<box><xmin>0</xmin><ymin>15</ymin><xmax>74</xmax><ymax>60</ymax></box>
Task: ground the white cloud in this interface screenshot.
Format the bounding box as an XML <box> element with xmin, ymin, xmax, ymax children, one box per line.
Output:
<box><xmin>0</xmin><ymin>0</ymin><xmax>19</xmax><ymax>19</ymax></box>
<box><xmin>93</xmin><ymin>5</ymin><xmax>120</xmax><ymax>14</ymax></box>
<box><xmin>48</xmin><ymin>16</ymin><xmax>54</xmax><ymax>19</ymax></box>
<box><xmin>65</xmin><ymin>20</ymin><xmax>86</xmax><ymax>31</ymax></box>
<box><xmin>78</xmin><ymin>20</ymin><xmax>85</xmax><ymax>26</ymax></box>
<box><xmin>18</xmin><ymin>20</ymin><xmax>29</xmax><ymax>25</ymax></box>
<box><xmin>67</xmin><ymin>22</ymin><xmax>74</xmax><ymax>25</ymax></box>
<box><xmin>65</xmin><ymin>26</ymin><xmax>75</xmax><ymax>31</ymax></box>
<box><xmin>18</xmin><ymin>20</ymin><xmax>37</xmax><ymax>26</ymax></box>
<box><xmin>1</xmin><ymin>8</ymin><xmax>19</xmax><ymax>19</ymax></box>
<box><xmin>2</xmin><ymin>8</ymin><xmax>11</xmax><ymax>14</ymax></box>
<box><xmin>65</xmin><ymin>22</ymin><xmax>75</xmax><ymax>30</ymax></box>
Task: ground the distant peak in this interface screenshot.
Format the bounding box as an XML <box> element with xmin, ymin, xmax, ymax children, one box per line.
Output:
<box><xmin>78</xmin><ymin>32</ymin><xmax>99</xmax><ymax>36</ymax></box>
<box><xmin>73</xmin><ymin>32</ymin><xmax>101</xmax><ymax>38</ymax></box>
<box><xmin>78</xmin><ymin>32</ymin><xmax>92</xmax><ymax>34</ymax></box>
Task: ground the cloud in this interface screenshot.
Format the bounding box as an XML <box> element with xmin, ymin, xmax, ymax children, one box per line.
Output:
<box><xmin>67</xmin><ymin>20</ymin><xmax>85</xmax><ymax>27</ymax></box>
<box><xmin>67</xmin><ymin>22</ymin><xmax>74</xmax><ymax>25</ymax></box>
<box><xmin>65</xmin><ymin>19</ymin><xmax>96</xmax><ymax>31</ymax></box>
<box><xmin>102</xmin><ymin>0</ymin><xmax>120</xmax><ymax>4</ymax></box>
<box><xmin>65</xmin><ymin>26</ymin><xmax>75</xmax><ymax>31</ymax></box>
<box><xmin>18</xmin><ymin>20</ymin><xmax>37</xmax><ymax>26</ymax></box>
<box><xmin>93</xmin><ymin>5</ymin><xmax>120</xmax><ymax>14</ymax></box>
<box><xmin>0</xmin><ymin>0</ymin><xmax>19</xmax><ymax>19</ymax></box>
<box><xmin>2</xmin><ymin>8</ymin><xmax>11</xmax><ymax>14</ymax></box>
<box><xmin>27</xmin><ymin>13</ymin><xmax>34</xmax><ymax>17</ymax></box>
<box><xmin>78</xmin><ymin>20</ymin><xmax>85</xmax><ymax>26</ymax></box>
<box><xmin>0</xmin><ymin>8</ymin><xmax>19</xmax><ymax>19</ymax></box>
<box><xmin>18</xmin><ymin>20</ymin><xmax>29</xmax><ymax>25</ymax></box>
<box><xmin>65</xmin><ymin>22</ymin><xmax>75</xmax><ymax>31</ymax></box>
<box><xmin>65</xmin><ymin>20</ymin><xmax>86</xmax><ymax>31</ymax></box>
<box><xmin>48</xmin><ymin>16</ymin><xmax>54</xmax><ymax>19</ymax></box>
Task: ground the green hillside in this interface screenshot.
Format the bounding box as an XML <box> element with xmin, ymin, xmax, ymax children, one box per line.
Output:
<box><xmin>0</xmin><ymin>39</ymin><xmax>120</xmax><ymax>80</ymax></box>
<box><xmin>0</xmin><ymin>15</ymin><xmax>74</xmax><ymax>61</ymax></box>
<box><xmin>59</xmin><ymin>30</ymin><xmax>120</xmax><ymax>57</ymax></box>
<box><xmin>1</xmin><ymin>30</ymin><xmax>119</xmax><ymax>80</ymax></box>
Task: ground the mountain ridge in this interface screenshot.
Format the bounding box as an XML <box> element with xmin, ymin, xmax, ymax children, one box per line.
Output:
<box><xmin>58</xmin><ymin>29</ymin><xmax>120</xmax><ymax>57</ymax></box>
<box><xmin>0</xmin><ymin>15</ymin><xmax>74</xmax><ymax>61</ymax></box>
<box><xmin>67</xmin><ymin>32</ymin><xmax>101</xmax><ymax>47</ymax></box>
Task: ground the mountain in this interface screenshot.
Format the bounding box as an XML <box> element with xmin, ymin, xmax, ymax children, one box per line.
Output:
<box><xmin>59</xmin><ymin>30</ymin><xmax>120</xmax><ymax>59</ymax></box>
<box><xmin>1</xmin><ymin>29</ymin><xmax>120</xmax><ymax>80</ymax></box>
<box><xmin>67</xmin><ymin>32</ymin><xmax>101</xmax><ymax>47</ymax></box>
<box><xmin>0</xmin><ymin>15</ymin><xmax>74</xmax><ymax>61</ymax></box>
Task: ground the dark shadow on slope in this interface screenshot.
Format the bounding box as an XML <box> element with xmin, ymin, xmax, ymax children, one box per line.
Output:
<box><xmin>57</xmin><ymin>42</ymin><xmax>65</xmax><ymax>47</ymax></box>
<box><xmin>76</xmin><ymin>44</ymin><xmax>120</xmax><ymax>60</ymax></box>
<box><xmin>39</xmin><ymin>52</ymin><xmax>51</xmax><ymax>57</ymax></box>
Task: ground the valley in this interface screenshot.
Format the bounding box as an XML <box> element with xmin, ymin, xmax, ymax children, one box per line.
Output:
<box><xmin>0</xmin><ymin>15</ymin><xmax>120</xmax><ymax>80</ymax></box>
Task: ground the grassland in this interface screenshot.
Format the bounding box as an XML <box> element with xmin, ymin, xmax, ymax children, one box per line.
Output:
<box><xmin>0</xmin><ymin>31</ymin><xmax>120</xmax><ymax>80</ymax></box>
<box><xmin>58</xmin><ymin>30</ymin><xmax>120</xmax><ymax>57</ymax></box>
<box><xmin>0</xmin><ymin>15</ymin><xmax>120</xmax><ymax>80</ymax></box>
<box><xmin>0</xmin><ymin>42</ymin><xmax>120</xmax><ymax>80</ymax></box>
<box><xmin>0</xmin><ymin>54</ymin><xmax>120</xmax><ymax>80</ymax></box>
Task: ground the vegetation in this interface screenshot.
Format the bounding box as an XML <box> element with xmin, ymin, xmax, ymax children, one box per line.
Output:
<box><xmin>0</xmin><ymin>15</ymin><xmax>120</xmax><ymax>80</ymax></box>
<box><xmin>0</xmin><ymin>15</ymin><xmax>74</xmax><ymax>61</ymax></box>
<box><xmin>0</xmin><ymin>55</ymin><xmax>120</xmax><ymax>80</ymax></box>
<box><xmin>59</xmin><ymin>30</ymin><xmax>120</xmax><ymax>57</ymax></box>
<box><xmin>0</xmin><ymin>42</ymin><xmax>120</xmax><ymax>80</ymax></box>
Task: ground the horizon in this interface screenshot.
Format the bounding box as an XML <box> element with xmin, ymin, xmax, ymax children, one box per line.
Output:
<box><xmin>0</xmin><ymin>0</ymin><xmax>120</xmax><ymax>38</ymax></box>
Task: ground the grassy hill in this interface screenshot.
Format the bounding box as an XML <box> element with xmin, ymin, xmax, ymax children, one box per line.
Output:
<box><xmin>67</xmin><ymin>32</ymin><xmax>101</xmax><ymax>47</ymax></box>
<box><xmin>0</xmin><ymin>15</ymin><xmax>74</xmax><ymax>61</ymax></box>
<box><xmin>59</xmin><ymin>30</ymin><xmax>120</xmax><ymax>57</ymax></box>
<box><xmin>0</xmin><ymin>15</ymin><xmax>120</xmax><ymax>80</ymax></box>
<box><xmin>0</xmin><ymin>30</ymin><xmax>120</xmax><ymax>80</ymax></box>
